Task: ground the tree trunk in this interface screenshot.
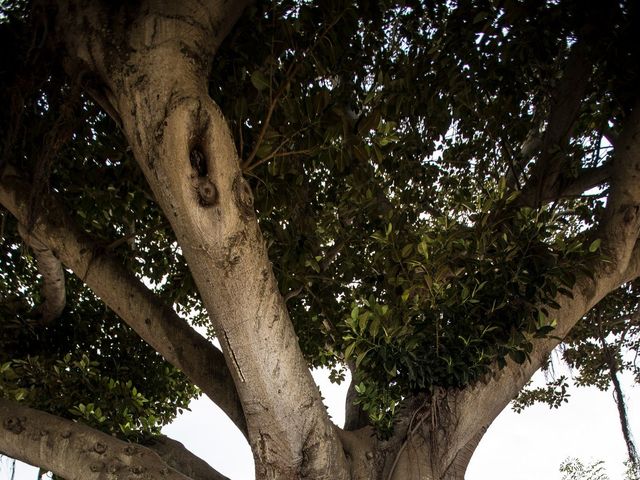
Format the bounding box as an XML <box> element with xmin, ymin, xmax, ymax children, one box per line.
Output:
<box><xmin>52</xmin><ymin>1</ymin><xmax>348</xmax><ymax>477</ymax></box>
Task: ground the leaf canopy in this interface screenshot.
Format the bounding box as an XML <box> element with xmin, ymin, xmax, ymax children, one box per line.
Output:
<box><xmin>1</xmin><ymin>0</ymin><xmax>638</xmax><ymax>434</ymax></box>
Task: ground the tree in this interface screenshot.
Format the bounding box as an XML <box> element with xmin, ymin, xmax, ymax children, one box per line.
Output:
<box><xmin>560</xmin><ymin>457</ymin><xmax>639</xmax><ymax>480</ymax></box>
<box><xmin>0</xmin><ymin>0</ymin><xmax>639</xmax><ymax>479</ymax></box>
<box><xmin>560</xmin><ymin>458</ymin><xmax>610</xmax><ymax>480</ymax></box>
<box><xmin>514</xmin><ymin>279</ymin><xmax>640</xmax><ymax>474</ymax></box>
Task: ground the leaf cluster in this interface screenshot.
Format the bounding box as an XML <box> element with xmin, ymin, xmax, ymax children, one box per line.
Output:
<box><xmin>208</xmin><ymin>0</ymin><xmax>634</xmax><ymax>430</ymax></box>
<box><xmin>1</xmin><ymin>0</ymin><xmax>638</xmax><ymax>436</ymax></box>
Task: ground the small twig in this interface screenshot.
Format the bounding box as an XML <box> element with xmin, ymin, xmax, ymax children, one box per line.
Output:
<box><xmin>245</xmin><ymin>148</ymin><xmax>314</xmax><ymax>172</ymax></box>
<box><xmin>243</xmin><ymin>119</ymin><xmax>322</xmax><ymax>171</ymax></box>
<box><xmin>0</xmin><ymin>210</ymin><xmax>6</xmax><ymax>240</ymax></box>
<box><xmin>105</xmin><ymin>219</ymin><xmax>167</xmax><ymax>251</ymax></box>
<box><xmin>603</xmin><ymin>124</ymin><xmax>619</xmax><ymax>148</ymax></box>
<box><xmin>283</xmin><ymin>285</ymin><xmax>304</xmax><ymax>303</ymax></box>
<box><xmin>242</xmin><ymin>60</ymin><xmax>299</xmax><ymax>169</ymax></box>
<box><xmin>238</xmin><ymin>116</ymin><xmax>244</xmax><ymax>160</ymax></box>
<box><xmin>319</xmin><ymin>239</ymin><xmax>347</xmax><ymax>271</ymax></box>
<box><xmin>242</xmin><ymin>11</ymin><xmax>346</xmax><ymax>169</ymax></box>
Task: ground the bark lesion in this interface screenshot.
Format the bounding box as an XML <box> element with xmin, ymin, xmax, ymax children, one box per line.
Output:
<box><xmin>190</xmin><ymin>144</ymin><xmax>219</xmax><ymax>207</ymax></box>
<box><xmin>232</xmin><ymin>174</ymin><xmax>254</xmax><ymax>219</ymax></box>
<box><xmin>222</xmin><ymin>329</ymin><xmax>245</xmax><ymax>383</ymax></box>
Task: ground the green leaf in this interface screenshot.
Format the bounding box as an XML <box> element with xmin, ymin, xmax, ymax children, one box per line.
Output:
<box><xmin>509</xmin><ymin>349</ymin><xmax>527</xmax><ymax>364</ymax></box>
<box><xmin>538</xmin><ymin>310</ymin><xmax>546</xmax><ymax>325</ymax></box>
<box><xmin>358</xmin><ymin>311</ymin><xmax>369</xmax><ymax>332</ymax></box>
<box><xmin>473</xmin><ymin>11</ymin><xmax>488</xmax><ymax>24</ymax></box>
<box><xmin>355</xmin><ymin>350</ymin><xmax>367</xmax><ymax>369</ymax></box>
<box><xmin>370</xmin><ymin>317</ymin><xmax>381</xmax><ymax>338</ymax></box>
<box><xmin>344</xmin><ymin>342</ymin><xmax>356</xmax><ymax>360</ymax></box>
<box><xmin>305</xmin><ymin>257</ymin><xmax>321</xmax><ymax>273</ymax></box>
<box><xmin>250</xmin><ymin>70</ymin><xmax>269</xmax><ymax>91</ymax></box>
<box><xmin>588</xmin><ymin>239</ymin><xmax>601</xmax><ymax>253</ymax></box>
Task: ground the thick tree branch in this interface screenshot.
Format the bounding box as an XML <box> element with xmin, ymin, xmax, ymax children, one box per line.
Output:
<box><xmin>0</xmin><ymin>172</ymin><xmax>246</xmax><ymax>435</ymax></box>
<box><xmin>147</xmin><ymin>435</ymin><xmax>230</xmax><ymax>480</ymax></box>
<box><xmin>622</xmin><ymin>241</ymin><xmax>640</xmax><ymax>284</ymax></box>
<box><xmin>0</xmin><ymin>398</ymin><xmax>196</xmax><ymax>480</ymax></box>
<box><xmin>442</xmin><ymin>427</ymin><xmax>487</xmax><ymax>480</ymax></box>
<box><xmin>344</xmin><ymin>362</ymin><xmax>369</xmax><ymax>431</ymax></box>
<box><xmin>557</xmin><ymin>165</ymin><xmax>611</xmax><ymax>198</ymax></box>
<box><xmin>17</xmin><ymin>223</ymin><xmax>66</xmax><ymax>323</ymax></box>
<box><xmin>53</xmin><ymin>1</ymin><xmax>347</xmax><ymax>476</ymax></box>
<box><xmin>447</xmin><ymin>98</ymin><xmax>640</xmax><ymax>472</ymax></box>
<box><xmin>601</xmin><ymin>99</ymin><xmax>640</xmax><ymax>261</ymax></box>
<box><xmin>518</xmin><ymin>41</ymin><xmax>592</xmax><ymax>206</ymax></box>
<box><xmin>521</xmin><ymin>164</ymin><xmax>612</xmax><ymax>205</ymax></box>
<box><xmin>505</xmin><ymin>126</ymin><xmax>542</xmax><ymax>190</ymax></box>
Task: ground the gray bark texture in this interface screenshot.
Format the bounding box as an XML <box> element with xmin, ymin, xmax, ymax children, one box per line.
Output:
<box><xmin>0</xmin><ymin>398</ymin><xmax>209</xmax><ymax>480</ymax></box>
<box><xmin>52</xmin><ymin>0</ymin><xmax>348</xmax><ymax>477</ymax></box>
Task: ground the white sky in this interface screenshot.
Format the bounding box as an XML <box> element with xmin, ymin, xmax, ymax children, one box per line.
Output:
<box><xmin>2</xmin><ymin>365</ymin><xmax>638</xmax><ymax>480</ymax></box>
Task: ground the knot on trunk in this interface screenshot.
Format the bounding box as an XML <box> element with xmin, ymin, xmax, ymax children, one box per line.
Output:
<box><xmin>94</xmin><ymin>441</ymin><xmax>108</xmax><ymax>454</ymax></box>
<box><xmin>190</xmin><ymin>146</ymin><xmax>218</xmax><ymax>207</ymax></box>
<box><xmin>622</xmin><ymin>204</ymin><xmax>640</xmax><ymax>224</ymax></box>
<box><xmin>124</xmin><ymin>445</ymin><xmax>138</xmax><ymax>456</ymax></box>
<box><xmin>197</xmin><ymin>177</ymin><xmax>218</xmax><ymax>206</ymax></box>
<box><xmin>129</xmin><ymin>465</ymin><xmax>146</xmax><ymax>475</ymax></box>
<box><xmin>3</xmin><ymin>416</ymin><xmax>25</xmax><ymax>434</ymax></box>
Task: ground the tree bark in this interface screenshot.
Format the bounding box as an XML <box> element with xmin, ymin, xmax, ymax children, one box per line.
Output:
<box><xmin>444</xmin><ymin>98</ymin><xmax>640</xmax><ymax>476</ymax></box>
<box><xmin>18</xmin><ymin>223</ymin><xmax>66</xmax><ymax>322</ymax></box>
<box><xmin>147</xmin><ymin>435</ymin><xmax>230</xmax><ymax>480</ymax></box>
<box><xmin>0</xmin><ymin>398</ymin><xmax>216</xmax><ymax>480</ymax></box>
<box><xmin>518</xmin><ymin>40</ymin><xmax>592</xmax><ymax>206</ymax></box>
<box><xmin>18</xmin><ymin>1</ymin><xmax>637</xmax><ymax>479</ymax></box>
<box><xmin>52</xmin><ymin>1</ymin><xmax>348</xmax><ymax>477</ymax></box>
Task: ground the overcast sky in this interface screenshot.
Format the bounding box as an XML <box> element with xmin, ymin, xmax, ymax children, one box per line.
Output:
<box><xmin>3</xmin><ymin>363</ymin><xmax>637</xmax><ymax>480</ymax></box>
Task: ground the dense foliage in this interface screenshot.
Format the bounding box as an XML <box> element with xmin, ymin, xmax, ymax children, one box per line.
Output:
<box><xmin>209</xmin><ymin>0</ymin><xmax>636</xmax><ymax>430</ymax></box>
<box><xmin>0</xmin><ymin>212</ymin><xmax>198</xmax><ymax>441</ymax></box>
<box><xmin>1</xmin><ymin>0</ymin><xmax>638</xmax><ymax>444</ymax></box>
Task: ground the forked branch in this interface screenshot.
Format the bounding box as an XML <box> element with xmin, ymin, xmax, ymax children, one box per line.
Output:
<box><xmin>448</xmin><ymin>98</ymin><xmax>640</xmax><ymax>472</ymax></box>
<box><xmin>0</xmin><ymin>171</ymin><xmax>246</xmax><ymax>434</ymax></box>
